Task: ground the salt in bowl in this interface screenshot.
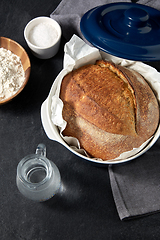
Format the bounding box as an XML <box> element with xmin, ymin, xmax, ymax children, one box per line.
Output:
<box><xmin>24</xmin><ymin>16</ymin><xmax>62</xmax><ymax>59</ymax></box>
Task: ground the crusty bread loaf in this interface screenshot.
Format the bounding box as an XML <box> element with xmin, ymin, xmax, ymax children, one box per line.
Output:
<box><xmin>60</xmin><ymin>60</ymin><xmax>159</xmax><ymax>161</ymax></box>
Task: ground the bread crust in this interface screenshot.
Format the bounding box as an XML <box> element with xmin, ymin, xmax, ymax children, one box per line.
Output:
<box><xmin>60</xmin><ymin>60</ymin><xmax>159</xmax><ymax>161</ymax></box>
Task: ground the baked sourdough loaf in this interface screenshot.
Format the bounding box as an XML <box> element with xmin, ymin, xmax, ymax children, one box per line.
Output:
<box><xmin>60</xmin><ymin>60</ymin><xmax>159</xmax><ymax>161</ymax></box>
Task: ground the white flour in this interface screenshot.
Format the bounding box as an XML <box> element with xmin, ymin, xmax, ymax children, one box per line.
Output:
<box><xmin>0</xmin><ymin>48</ymin><xmax>25</xmax><ymax>101</ymax></box>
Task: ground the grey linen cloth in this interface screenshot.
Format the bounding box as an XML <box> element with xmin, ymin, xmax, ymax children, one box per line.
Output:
<box><xmin>109</xmin><ymin>146</ymin><xmax>160</xmax><ymax>220</ymax></box>
<box><xmin>50</xmin><ymin>0</ymin><xmax>160</xmax><ymax>220</ymax></box>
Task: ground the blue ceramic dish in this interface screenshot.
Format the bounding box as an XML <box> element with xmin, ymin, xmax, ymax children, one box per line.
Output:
<box><xmin>80</xmin><ymin>2</ymin><xmax>160</xmax><ymax>61</ymax></box>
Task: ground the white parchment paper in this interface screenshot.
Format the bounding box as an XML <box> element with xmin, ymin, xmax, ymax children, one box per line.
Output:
<box><xmin>51</xmin><ymin>35</ymin><xmax>160</xmax><ymax>161</ymax></box>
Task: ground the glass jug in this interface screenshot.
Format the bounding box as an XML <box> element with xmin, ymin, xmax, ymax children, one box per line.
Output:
<box><xmin>16</xmin><ymin>143</ymin><xmax>61</xmax><ymax>202</ymax></box>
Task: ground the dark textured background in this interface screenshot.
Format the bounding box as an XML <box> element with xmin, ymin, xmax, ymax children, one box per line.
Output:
<box><xmin>0</xmin><ymin>0</ymin><xmax>160</xmax><ymax>239</ymax></box>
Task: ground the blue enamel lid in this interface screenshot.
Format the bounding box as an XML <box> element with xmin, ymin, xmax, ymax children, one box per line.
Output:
<box><xmin>80</xmin><ymin>2</ymin><xmax>160</xmax><ymax>61</ymax></box>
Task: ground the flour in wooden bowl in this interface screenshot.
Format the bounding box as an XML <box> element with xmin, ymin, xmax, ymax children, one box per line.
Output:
<box><xmin>0</xmin><ymin>47</ymin><xmax>25</xmax><ymax>101</ymax></box>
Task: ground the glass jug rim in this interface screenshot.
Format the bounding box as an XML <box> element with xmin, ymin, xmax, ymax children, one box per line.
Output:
<box><xmin>17</xmin><ymin>154</ymin><xmax>53</xmax><ymax>189</ymax></box>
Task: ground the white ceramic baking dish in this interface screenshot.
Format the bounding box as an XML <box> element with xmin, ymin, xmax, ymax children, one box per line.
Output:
<box><xmin>41</xmin><ymin>68</ymin><xmax>160</xmax><ymax>165</ymax></box>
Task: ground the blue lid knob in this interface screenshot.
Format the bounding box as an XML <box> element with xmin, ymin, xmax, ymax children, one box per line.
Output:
<box><xmin>124</xmin><ymin>7</ymin><xmax>149</xmax><ymax>28</ymax></box>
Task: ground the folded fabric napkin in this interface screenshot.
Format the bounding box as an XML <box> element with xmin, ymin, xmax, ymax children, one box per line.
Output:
<box><xmin>50</xmin><ymin>0</ymin><xmax>160</xmax><ymax>220</ymax></box>
<box><xmin>109</xmin><ymin>145</ymin><xmax>160</xmax><ymax>220</ymax></box>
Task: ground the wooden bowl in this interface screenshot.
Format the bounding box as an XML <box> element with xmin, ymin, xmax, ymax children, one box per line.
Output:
<box><xmin>0</xmin><ymin>37</ymin><xmax>31</xmax><ymax>104</ymax></box>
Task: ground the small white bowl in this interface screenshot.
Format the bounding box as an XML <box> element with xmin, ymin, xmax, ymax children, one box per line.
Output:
<box><xmin>24</xmin><ymin>16</ymin><xmax>61</xmax><ymax>59</ymax></box>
